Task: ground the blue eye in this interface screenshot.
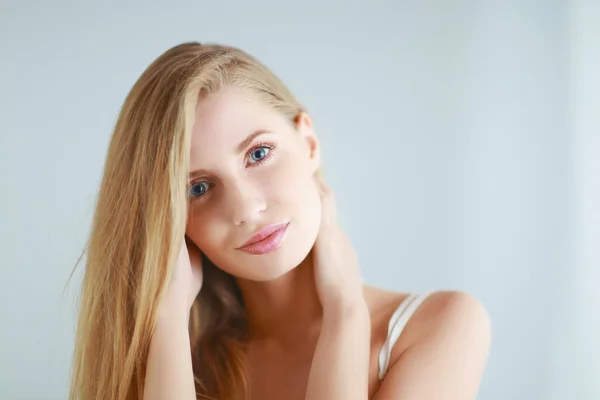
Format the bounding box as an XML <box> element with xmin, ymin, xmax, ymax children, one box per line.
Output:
<box><xmin>248</xmin><ymin>146</ymin><xmax>270</xmax><ymax>164</ymax></box>
<box><xmin>188</xmin><ymin>181</ymin><xmax>211</xmax><ymax>199</ymax></box>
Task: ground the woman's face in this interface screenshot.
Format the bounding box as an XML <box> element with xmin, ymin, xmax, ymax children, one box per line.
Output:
<box><xmin>185</xmin><ymin>86</ymin><xmax>322</xmax><ymax>281</ymax></box>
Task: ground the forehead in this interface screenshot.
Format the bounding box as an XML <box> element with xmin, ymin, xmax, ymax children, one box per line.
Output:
<box><xmin>190</xmin><ymin>87</ymin><xmax>283</xmax><ymax>163</ymax></box>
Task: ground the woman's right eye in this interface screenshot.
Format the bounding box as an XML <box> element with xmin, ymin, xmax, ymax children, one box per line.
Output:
<box><xmin>188</xmin><ymin>181</ymin><xmax>212</xmax><ymax>200</ymax></box>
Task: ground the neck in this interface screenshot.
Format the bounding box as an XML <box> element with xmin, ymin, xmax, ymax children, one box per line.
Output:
<box><xmin>235</xmin><ymin>252</ymin><xmax>322</xmax><ymax>348</ymax></box>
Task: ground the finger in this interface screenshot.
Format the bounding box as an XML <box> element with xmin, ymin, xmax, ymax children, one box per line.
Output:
<box><xmin>316</xmin><ymin>177</ymin><xmax>337</xmax><ymax>226</ymax></box>
<box><xmin>314</xmin><ymin>172</ymin><xmax>331</xmax><ymax>198</ymax></box>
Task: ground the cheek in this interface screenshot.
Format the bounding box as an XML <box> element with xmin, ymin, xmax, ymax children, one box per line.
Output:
<box><xmin>262</xmin><ymin>156</ymin><xmax>317</xmax><ymax>206</ymax></box>
<box><xmin>185</xmin><ymin>210</ymin><xmax>226</xmax><ymax>260</ymax></box>
<box><xmin>263</xmin><ymin>155</ymin><xmax>322</xmax><ymax>233</ymax></box>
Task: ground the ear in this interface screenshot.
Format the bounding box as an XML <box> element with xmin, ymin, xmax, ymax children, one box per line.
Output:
<box><xmin>295</xmin><ymin>112</ymin><xmax>320</xmax><ymax>173</ymax></box>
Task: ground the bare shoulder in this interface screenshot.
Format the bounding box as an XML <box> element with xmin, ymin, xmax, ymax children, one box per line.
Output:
<box><xmin>401</xmin><ymin>290</ymin><xmax>490</xmax><ymax>347</ymax></box>
<box><xmin>363</xmin><ymin>286</ymin><xmax>491</xmax><ymax>368</ymax></box>
<box><xmin>364</xmin><ymin>286</ymin><xmax>491</xmax><ymax>399</ymax></box>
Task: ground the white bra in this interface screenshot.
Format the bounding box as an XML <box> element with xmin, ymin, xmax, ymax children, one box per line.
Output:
<box><xmin>377</xmin><ymin>292</ymin><xmax>432</xmax><ymax>380</ymax></box>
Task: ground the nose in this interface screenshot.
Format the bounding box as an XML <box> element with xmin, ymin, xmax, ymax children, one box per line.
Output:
<box><xmin>226</xmin><ymin>179</ymin><xmax>267</xmax><ymax>226</ymax></box>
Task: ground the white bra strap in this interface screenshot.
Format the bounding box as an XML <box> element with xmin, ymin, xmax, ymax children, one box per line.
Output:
<box><xmin>377</xmin><ymin>292</ymin><xmax>432</xmax><ymax>380</ymax></box>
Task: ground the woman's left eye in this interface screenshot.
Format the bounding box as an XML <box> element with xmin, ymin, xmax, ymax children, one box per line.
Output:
<box><xmin>247</xmin><ymin>146</ymin><xmax>271</xmax><ymax>164</ymax></box>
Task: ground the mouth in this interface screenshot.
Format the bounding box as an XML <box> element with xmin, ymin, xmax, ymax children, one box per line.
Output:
<box><xmin>237</xmin><ymin>222</ymin><xmax>289</xmax><ymax>255</ymax></box>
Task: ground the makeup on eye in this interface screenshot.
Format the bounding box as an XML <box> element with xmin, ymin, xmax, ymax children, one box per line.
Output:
<box><xmin>188</xmin><ymin>130</ymin><xmax>277</xmax><ymax>181</ymax></box>
<box><xmin>245</xmin><ymin>143</ymin><xmax>275</xmax><ymax>166</ymax></box>
<box><xmin>187</xmin><ymin>142</ymin><xmax>277</xmax><ymax>203</ymax></box>
<box><xmin>188</xmin><ymin>181</ymin><xmax>213</xmax><ymax>199</ymax></box>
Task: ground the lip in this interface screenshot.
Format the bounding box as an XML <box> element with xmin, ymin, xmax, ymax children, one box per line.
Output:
<box><xmin>237</xmin><ymin>222</ymin><xmax>289</xmax><ymax>255</ymax></box>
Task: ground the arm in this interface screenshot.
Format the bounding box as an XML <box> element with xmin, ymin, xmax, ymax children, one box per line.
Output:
<box><xmin>304</xmin><ymin>300</ymin><xmax>371</xmax><ymax>400</ymax></box>
<box><xmin>375</xmin><ymin>292</ymin><xmax>491</xmax><ymax>400</ymax></box>
<box><xmin>143</xmin><ymin>236</ymin><xmax>203</xmax><ymax>400</ymax></box>
<box><xmin>305</xmin><ymin>177</ymin><xmax>372</xmax><ymax>400</ymax></box>
<box><xmin>143</xmin><ymin>304</ymin><xmax>196</xmax><ymax>400</ymax></box>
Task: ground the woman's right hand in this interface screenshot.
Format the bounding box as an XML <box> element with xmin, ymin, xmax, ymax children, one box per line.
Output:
<box><xmin>157</xmin><ymin>235</ymin><xmax>204</xmax><ymax>319</ymax></box>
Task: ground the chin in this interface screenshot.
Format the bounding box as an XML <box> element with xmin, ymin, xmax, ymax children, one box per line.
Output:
<box><xmin>237</xmin><ymin>245</ymin><xmax>312</xmax><ymax>281</ymax></box>
<box><xmin>225</xmin><ymin>232</ymin><xmax>316</xmax><ymax>282</ymax></box>
<box><xmin>209</xmin><ymin>219</ymin><xmax>320</xmax><ymax>281</ymax></box>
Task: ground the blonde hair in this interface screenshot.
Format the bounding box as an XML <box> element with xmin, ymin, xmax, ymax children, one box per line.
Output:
<box><xmin>68</xmin><ymin>42</ymin><xmax>306</xmax><ymax>400</ymax></box>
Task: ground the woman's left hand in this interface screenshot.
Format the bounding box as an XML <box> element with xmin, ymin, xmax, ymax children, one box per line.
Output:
<box><xmin>311</xmin><ymin>176</ymin><xmax>366</xmax><ymax>313</ymax></box>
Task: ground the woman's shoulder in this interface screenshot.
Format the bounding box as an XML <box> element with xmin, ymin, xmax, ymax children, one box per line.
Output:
<box><xmin>364</xmin><ymin>286</ymin><xmax>490</xmax><ymax>371</ymax></box>
<box><xmin>364</xmin><ymin>285</ymin><xmax>488</xmax><ymax>331</ymax></box>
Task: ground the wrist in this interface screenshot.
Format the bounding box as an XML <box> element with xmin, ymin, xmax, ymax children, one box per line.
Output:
<box><xmin>322</xmin><ymin>294</ymin><xmax>369</xmax><ymax>322</ymax></box>
<box><xmin>157</xmin><ymin>293</ymin><xmax>191</xmax><ymax>325</ymax></box>
<box><xmin>321</xmin><ymin>300</ymin><xmax>370</xmax><ymax>341</ymax></box>
<box><xmin>156</xmin><ymin>308</ymin><xmax>190</xmax><ymax>337</ymax></box>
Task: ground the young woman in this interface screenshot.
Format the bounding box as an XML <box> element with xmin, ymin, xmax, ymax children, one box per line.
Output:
<box><xmin>69</xmin><ymin>42</ymin><xmax>491</xmax><ymax>400</ymax></box>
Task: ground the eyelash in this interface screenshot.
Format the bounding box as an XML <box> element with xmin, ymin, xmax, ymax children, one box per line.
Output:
<box><xmin>188</xmin><ymin>142</ymin><xmax>276</xmax><ymax>204</ymax></box>
<box><xmin>247</xmin><ymin>142</ymin><xmax>275</xmax><ymax>166</ymax></box>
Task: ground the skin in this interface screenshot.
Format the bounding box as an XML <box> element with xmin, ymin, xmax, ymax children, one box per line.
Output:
<box><xmin>144</xmin><ymin>86</ymin><xmax>491</xmax><ymax>400</ymax></box>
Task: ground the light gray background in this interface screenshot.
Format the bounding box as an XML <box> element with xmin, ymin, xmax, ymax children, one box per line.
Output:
<box><xmin>1</xmin><ymin>1</ymin><xmax>598</xmax><ymax>399</ymax></box>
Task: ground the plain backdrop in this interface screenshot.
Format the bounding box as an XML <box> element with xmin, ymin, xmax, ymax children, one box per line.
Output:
<box><xmin>1</xmin><ymin>1</ymin><xmax>598</xmax><ymax>399</ymax></box>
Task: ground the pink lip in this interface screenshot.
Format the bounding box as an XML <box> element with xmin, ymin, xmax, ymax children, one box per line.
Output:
<box><xmin>237</xmin><ymin>222</ymin><xmax>289</xmax><ymax>255</ymax></box>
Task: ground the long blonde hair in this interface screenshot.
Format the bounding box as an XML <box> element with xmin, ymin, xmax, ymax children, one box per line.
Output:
<box><xmin>68</xmin><ymin>42</ymin><xmax>305</xmax><ymax>400</ymax></box>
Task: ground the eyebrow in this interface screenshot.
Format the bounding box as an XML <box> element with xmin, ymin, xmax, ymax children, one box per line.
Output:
<box><xmin>235</xmin><ymin>129</ymin><xmax>270</xmax><ymax>154</ymax></box>
<box><xmin>188</xmin><ymin>129</ymin><xmax>271</xmax><ymax>180</ymax></box>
